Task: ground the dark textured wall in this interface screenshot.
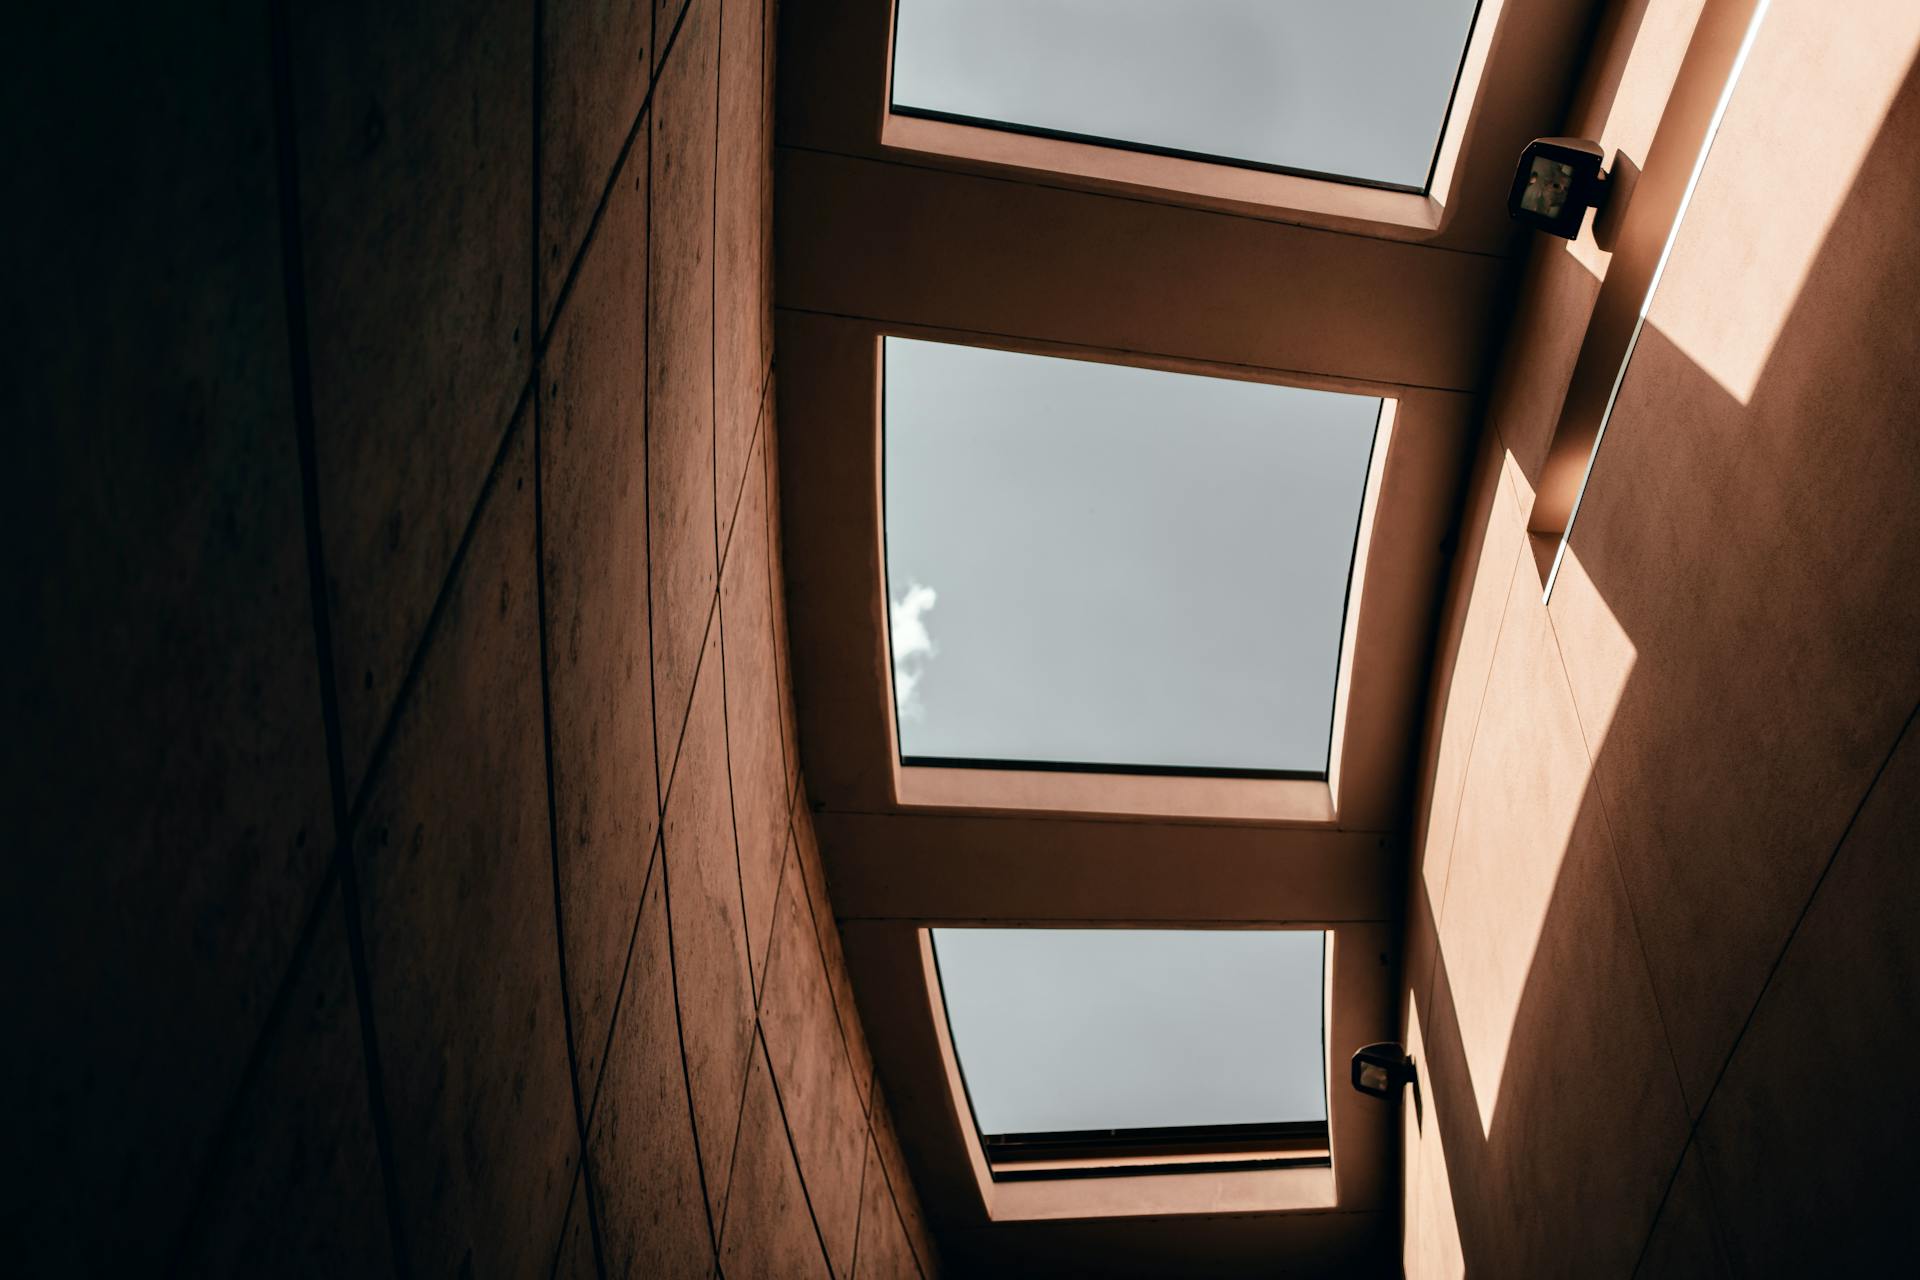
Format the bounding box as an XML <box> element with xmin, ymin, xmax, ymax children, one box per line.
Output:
<box><xmin>5</xmin><ymin>1</ymin><xmax>935</xmax><ymax>1274</ymax></box>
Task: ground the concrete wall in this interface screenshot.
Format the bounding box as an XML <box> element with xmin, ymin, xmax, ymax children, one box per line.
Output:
<box><xmin>1402</xmin><ymin>0</ymin><xmax>1920</xmax><ymax>1272</ymax></box>
<box><xmin>5</xmin><ymin>1</ymin><xmax>934</xmax><ymax>1274</ymax></box>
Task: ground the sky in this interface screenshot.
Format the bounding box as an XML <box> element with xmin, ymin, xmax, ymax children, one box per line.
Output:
<box><xmin>891</xmin><ymin>0</ymin><xmax>1483</xmax><ymax>190</ymax></box>
<box><xmin>932</xmin><ymin>928</ymin><xmax>1328</xmax><ymax>1135</ymax></box>
<box><xmin>883</xmin><ymin>337</ymin><xmax>1379</xmax><ymax>775</ymax></box>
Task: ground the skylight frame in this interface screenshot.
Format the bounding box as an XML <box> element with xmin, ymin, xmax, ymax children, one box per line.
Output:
<box><xmin>885</xmin><ymin>0</ymin><xmax>1491</xmax><ymax>198</ymax></box>
<box><xmin>771</xmin><ymin>311</ymin><xmax>1465</xmax><ymax>830</ymax></box>
<box><xmin>876</xmin><ymin>0</ymin><xmax>1511</xmax><ymax>238</ymax></box>
<box><xmin>928</xmin><ymin>926</ymin><xmax>1335</xmax><ymax>1184</ymax></box>
<box><xmin>878</xmin><ymin>334</ymin><xmax>1386</xmax><ymax>789</ymax></box>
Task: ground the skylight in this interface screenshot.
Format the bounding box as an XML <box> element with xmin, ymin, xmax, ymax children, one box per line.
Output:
<box><xmin>889</xmin><ymin>0</ymin><xmax>1485</xmax><ymax>192</ymax></box>
<box><xmin>882</xmin><ymin>337</ymin><xmax>1379</xmax><ymax>777</ymax></box>
<box><xmin>931</xmin><ymin>928</ymin><xmax>1329</xmax><ymax>1174</ymax></box>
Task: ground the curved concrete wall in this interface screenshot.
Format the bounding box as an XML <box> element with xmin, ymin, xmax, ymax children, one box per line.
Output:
<box><xmin>1401</xmin><ymin>0</ymin><xmax>1920</xmax><ymax>1272</ymax></box>
<box><xmin>5</xmin><ymin>1</ymin><xmax>934</xmax><ymax>1274</ymax></box>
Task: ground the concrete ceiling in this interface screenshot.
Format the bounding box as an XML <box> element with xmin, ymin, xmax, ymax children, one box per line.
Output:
<box><xmin>771</xmin><ymin>1</ymin><xmax>1607</xmax><ymax>1269</ymax></box>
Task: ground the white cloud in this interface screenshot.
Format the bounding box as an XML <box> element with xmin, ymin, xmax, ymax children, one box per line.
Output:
<box><xmin>891</xmin><ymin>582</ymin><xmax>939</xmax><ymax>721</ymax></box>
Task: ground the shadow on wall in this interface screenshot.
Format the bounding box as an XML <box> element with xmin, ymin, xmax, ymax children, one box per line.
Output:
<box><xmin>1402</xmin><ymin>29</ymin><xmax>1920</xmax><ymax>1277</ymax></box>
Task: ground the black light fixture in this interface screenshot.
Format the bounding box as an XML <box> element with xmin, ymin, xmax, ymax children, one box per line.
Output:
<box><xmin>1508</xmin><ymin>137</ymin><xmax>1610</xmax><ymax>239</ymax></box>
<box><xmin>1350</xmin><ymin>1042</ymin><xmax>1416</xmax><ymax>1099</ymax></box>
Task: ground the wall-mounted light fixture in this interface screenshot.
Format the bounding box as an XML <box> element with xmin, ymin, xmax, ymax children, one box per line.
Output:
<box><xmin>1508</xmin><ymin>137</ymin><xmax>1610</xmax><ymax>239</ymax></box>
<box><xmin>1349</xmin><ymin>1042</ymin><xmax>1415</xmax><ymax>1099</ymax></box>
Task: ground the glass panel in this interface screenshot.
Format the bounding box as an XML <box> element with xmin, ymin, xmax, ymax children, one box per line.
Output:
<box><xmin>1521</xmin><ymin>155</ymin><xmax>1577</xmax><ymax>218</ymax></box>
<box><xmin>883</xmin><ymin>337</ymin><xmax>1379</xmax><ymax>776</ymax></box>
<box><xmin>931</xmin><ymin>928</ymin><xmax>1328</xmax><ymax>1136</ymax></box>
<box><xmin>891</xmin><ymin>0</ymin><xmax>1484</xmax><ymax>191</ymax></box>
